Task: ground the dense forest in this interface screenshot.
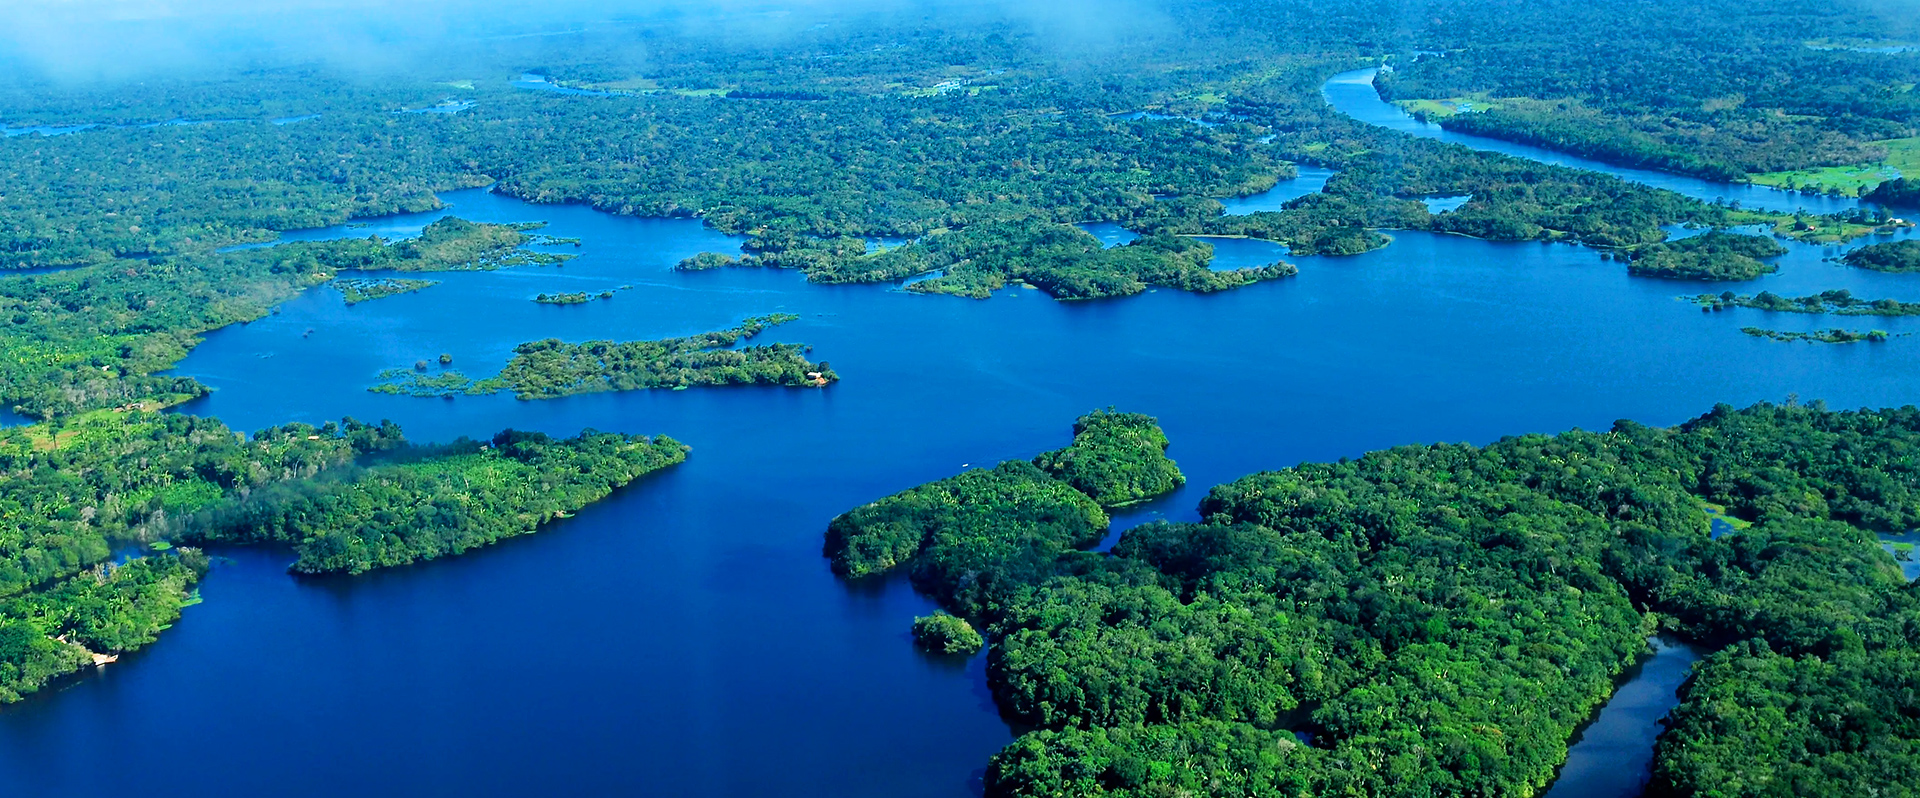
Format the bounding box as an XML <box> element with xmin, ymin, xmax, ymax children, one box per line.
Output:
<box><xmin>1377</xmin><ymin>0</ymin><xmax>1920</xmax><ymax>186</ymax></box>
<box><xmin>0</xmin><ymin>408</ymin><xmax>684</xmax><ymax>701</ymax></box>
<box><xmin>1843</xmin><ymin>239</ymin><xmax>1920</xmax><ymax>272</ymax></box>
<box><xmin>828</xmin><ymin>402</ymin><xmax>1920</xmax><ymax>797</ymax></box>
<box><xmin>1623</xmin><ymin>232</ymin><xmax>1788</xmax><ymax>281</ymax></box>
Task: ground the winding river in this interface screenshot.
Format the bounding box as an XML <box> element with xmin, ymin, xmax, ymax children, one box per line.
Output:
<box><xmin>1</xmin><ymin>72</ymin><xmax>1917</xmax><ymax>798</ymax></box>
<box><xmin>1322</xmin><ymin>68</ymin><xmax>1872</xmax><ymax>216</ymax></box>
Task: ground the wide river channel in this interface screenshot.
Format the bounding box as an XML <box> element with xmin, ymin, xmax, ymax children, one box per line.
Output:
<box><xmin>0</xmin><ymin>70</ymin><xmax>1913</xmax><ymax>798</ymax></box>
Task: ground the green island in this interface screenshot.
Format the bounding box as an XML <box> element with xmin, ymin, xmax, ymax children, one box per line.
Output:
<box><xmin>1693</xmin><ymin>289</ymin><xmax>1920</xmax><ymax>316</ymax></box>
<box><xmin>533</xmin><ymin>290</ymin><xmax>615</xmax><ymax>305</ymax></box>
<box><xmin>826</xmin><ymin>401</ymin><xmax>1920</xmax><ymax>797</ymax></box>
<box><xmin>333</xmin><ymin>277</ymin><xmax>439</xmax><ymax>304</ymax></box>
<box><xmin>911</xmin><ymin>612</ymin><xmax>984</xmax><ymax>655</ymax></box>
<box><xmin>1740</xmin><ymin>327</ymin><xmax>1895</xmax><ymax>344</ymax></box>
<box><xmin>1622</xmin><ymin>231</ymin><xmax>1788</xmax><ymax>281</ymax></box>
<box><xmin>0</xmin><ymin>408</ymin><xmax>684</xmax><ymax>702</ymax></box>
<box><xmin>371</xmin><ymin>314</ymin><xmax>835</xmax><ymax>399</ymax></box>
<box><xmin>1842</xmin><ymin>239</ymin><xmax>1920</xmax><ymax>272</ymax></box>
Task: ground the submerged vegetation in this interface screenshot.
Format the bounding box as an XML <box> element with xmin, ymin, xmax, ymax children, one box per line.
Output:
<box><xmin>1741</xmin><ymin>327</ymin><xmax>1894</xmax><ymax>344</ymax></box>
<box><xmin>371</xmin><ymin>315</ymin><xmax>835</xmax><ymax>399</ymax></box>
<box><xmin>333</xmin><ymin>277</ymin><xmax>438</xmax><ymax>304</ymax></box>
<box><xmin>829</xmin><ymin>401</ymin><xmax>1920</xmax><ymax>798</ymax></box>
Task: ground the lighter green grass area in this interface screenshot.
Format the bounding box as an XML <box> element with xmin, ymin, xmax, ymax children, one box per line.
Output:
<box><xmin>1751</xmin><ymin>137</ymin><xmax>1920</xmax><ymax>193</ymax></box>
<box><xmin>439</xmin><ymin>80</ymin><xmax>476</xmax><ymax>90</ymax></box>
<box><xmin>1696</xmin><ymin>500</ymin><xmax>1755</xmax><ymax>534</ymax></box>
<box><xmin>1394</xmin><ymin>94</ymin><xmax>1502</xmax><ymax>118</ymax></box>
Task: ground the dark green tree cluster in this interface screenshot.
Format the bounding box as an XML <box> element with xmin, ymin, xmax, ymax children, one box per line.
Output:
<box><xmin>827</xmin><ymin>401</ymin><xmax>1920</xmax><ymax>798</ymax></box>
<box><xmin>1741</xmin><ymin>327</ymin><xmax>1892</xmax><ymax>344</ymax></box>
<box><xmin>1865</xmin><ymin>177</ymin><xmax>1920</xmax><ymax>208</ymax></box>
<box><xmin>0</xmin><ymin>552</ymin><xmax>208</xmax><ymax>703</ymax></box>
<box><xmin>1842</xmin><ymin>239</ymin><xmax>1920</xmax><ymax>272</ymax></box>
<box><xmin>186</xmin><ymin>430</ymin><xmax>689</xmax><ymax>574</ymax></box>
<box><xmin>698</xmin><ymin>221</ymin><xmax>1297</xmax><ymax>300</ymax></box>
<box><xmin>1694</xmin><ymin>288</ymin><xmax>1920</xmax><ymax>316</ymax></box>
<box><xmin>333</xmin><ymin>277</ymin><xmax>438</xmax><ymax>304</ymax></box>
<box><xmin>912</xmin><ymin>612</ymin><xmax>985</xmax><ymax>654</ymax></box>
<box><xmin>1625</xmin><ymin>232</ymin><xmax>1789</xmax><ymax>281</ymax></box>
<box><xmin>1033</xmin><ymin>410</ymin><xmax>1186</xmax><ymax>508</ymax></box>
<box><xmin>370</xmin><ymin>315</ymin><xmax>835</xmax><ymax>399</ymax></box>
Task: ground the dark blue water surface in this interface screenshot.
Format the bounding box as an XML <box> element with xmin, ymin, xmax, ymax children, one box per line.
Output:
<box><xmin>1324</xmin><ymin>68</ymin><xmax>1870</xmax><ymax>216</ymax></box>
<box><xmin>6</xmin><ymin>80</ymin><xmax>1920</xmax><ymax>796</ymax></box>
<box><xmin>1542</xmin><ymin>638</ymin><xmax>1704</xmax><ymax>798</ymax></box>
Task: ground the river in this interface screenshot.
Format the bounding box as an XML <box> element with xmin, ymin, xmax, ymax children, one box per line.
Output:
<box><xmin>1321</xmin><ymin>68</ymin><xmax>1872</xmax><ymax>216</ymax></box>
<box><xmin>2</xmin><ymin>78</ymin><xmax>1918</xmax><ymax>797</ymax></box>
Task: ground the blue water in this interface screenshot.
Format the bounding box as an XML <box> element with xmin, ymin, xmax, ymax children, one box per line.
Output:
<box><xmin>1323</xmin><ymin>68</ymin><xmax>1870</xmax><ymax>216</ymax></box>
<box><xmin>1216</xmin><ymin>166</ymin><xmax>1337</xmax><ymax>213</ymax></box>
<box><xmin>4</xmin><ymin>182</ymin><xmax>1919</xmax><ymax>797</ymax></box>
<box><xmin>514</xmin><ymin>74</ymin><xmax>630</xmax><ymax>97</ymax></box>
<box><xmin>9</xmin><ymin>67</ymin><xmax>1920</xmax><ymax>795</ymax></box>
<box><xmin>1542</xmin><ymin>638</ymin><xmax>1704</xmax><ymax>798</ymax></box>
<box><xmin>1422</xmin><ymin>194</ymin><xmax>1472</xmax><ymax>213</ymax></box>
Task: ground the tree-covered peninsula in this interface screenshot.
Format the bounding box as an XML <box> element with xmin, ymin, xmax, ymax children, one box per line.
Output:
<box><xmin>371</xmin><ymin>314</ymin><xmax>835</xmax><ymax>399</ymax></box>
<box><xmin>828</xmin><ymin>402</ymin><xmax>1920</xmax><ymax>798</ymax></box>
<box><xmin>0</xmin><ymin>407</ymin><xmax>685</xmax><ymax>701</ymax></box>
<box><xmin>185</xmin><ymin>429</ymin><xmax>688</xmax><ymax>574</ymax></box>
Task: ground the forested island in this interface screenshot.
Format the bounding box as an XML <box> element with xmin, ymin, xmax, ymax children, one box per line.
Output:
<box><xmin>828</xmin><ymin>402</ymin><xmax>1920</xmax><ymax>797</ymax></box>
<box><xmin>334</xmin><ymin>277</ymin><xmax>438</xmax><ymax>304</ymax></box>
<box><xmin>1842</xmin><ymin>239</ymin><xmax>1920</xmax><ymax>272</ymax></box>
<box><xmin>1741</xmin><ymin>327</ymin><xmax>1894</xmax><ymax>344</ymax></box>
<box><xmin>1693</xmin><ymin>289</ymin><xmax>1920</xmax><ymax>316</ymax></box>
<box><xmin>371</xmin><ymin>315</ymin><xmax>835</xmax><ymax>398</ymax></box>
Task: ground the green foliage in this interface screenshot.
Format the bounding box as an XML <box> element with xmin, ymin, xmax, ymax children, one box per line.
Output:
<box><xmin>827</xmin><ymin>401</ymin><xmax>1920</xmax><ymax>798</ymax></box>
<box><xmin>1740</xmin><ymin>327</ymin><xmax>1892</xmax><ymax>344</ymax></box>
<box><xmin>1627</xmin><ymin>232</ymin><xmax>1789</xmax><ymax>281</ymax></box>
<box><xmin>674</xmin><ymin>252</ymin><xmax>740</xmax><ymax>271</ymax></box>
<box><xmin>333</xmin><ymin>277</ymin><xmax>438</xmax><ymax>304</ymax></box>
<box><xmin>0</xmin><ymin>410</ymin><xmax>403</xmax><ymax>599</ymax></box>
<box><xmin>0</xmin><ymin>551</ymin><xmax>207</xmax><ymax>704</ymax></box>
<box><xmin>187</xmin><ymin>429</ymin><xmax>689</xmax><ymax>574</ymax></box>
<box><xmin>912</xmin><ymin>612</ymin><xmax>984</xmax><ymax>654</ymax></box>
<box><xmin>1033</xmin><ymin>410</ymin><xmax>1185</xmax><ymax>508</ymax></box>
<box><xmin>370</xmin><ymin>315</ymin><xmax>834</xmax><ymax>399</ymax></box>
<box><xmin>1652</xmin><ymin>642</ymin><xmax>1920</xmax><ymax>797</ymax></box>
<box><xmin>0</xmin><ymin>217</ymin><xmax>569</xmax><ymax>418</ymax></box>
<box><xmin>1842</xmin><ymin>239</ymin><xmax>1920</xmax><ymax>272</ymax></box>
<box><xmin>1693</xmin><ymin>288</ymin><xmax>1920</xmax><ymax>316</ymax></box>
<box><xmin>1865</xmin><ymin>177</ymin><xmax>1920</xmax><ymax>208</ymax></box>
<box><xmin>823</xmin><ymin>460</ymin><xmax>1109</xmax><ymax>616</ymax></box>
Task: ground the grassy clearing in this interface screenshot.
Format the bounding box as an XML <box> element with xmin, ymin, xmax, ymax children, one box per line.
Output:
<box><xmin>1751</xmin><ymin>137</ymin><xmax>1920</xmax><ymax>193</ymax></box>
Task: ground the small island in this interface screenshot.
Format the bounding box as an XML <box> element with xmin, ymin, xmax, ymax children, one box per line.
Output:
<box><xmin>533</xmin><ymin>290</ymin><xmax>617</xmax><ymax>305</ymax></box>
<box><xmin>320</xmin><ymin>217</ymin><xmax>576</xmax><ymax>272</ymax></box>
<box><xmin>912</xmin><ymin>612</ymin><xmax>984</xmax><ymax>654</ymax></box>
<box><xmin>333</xmin><ymin>277</ymin><xmax>439</xmax><ymax>304</ymax></box>
<box><xmin>1692</xmin><ymin>289</ymin><xmax>1920</xmax><ymax>316</ymax></box>
<box><xmin>1625</xmin><ymin>231</ymin><xmax>1788</xmax><ymax>280</ymax></box>
<box><xmin>371</xmin><ymin>314</ymin><xmax>837</xmax><ymax>398</ymax></box>
<box><xmin>1841</xmin><ymin>239</ymin><xmax>1920</xmax><ymax>273</ymax></box>
<box><xmin>1741</xmin><ymin>326</ymin><xmax>1894</xmax><ymax>343</ymax></box>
